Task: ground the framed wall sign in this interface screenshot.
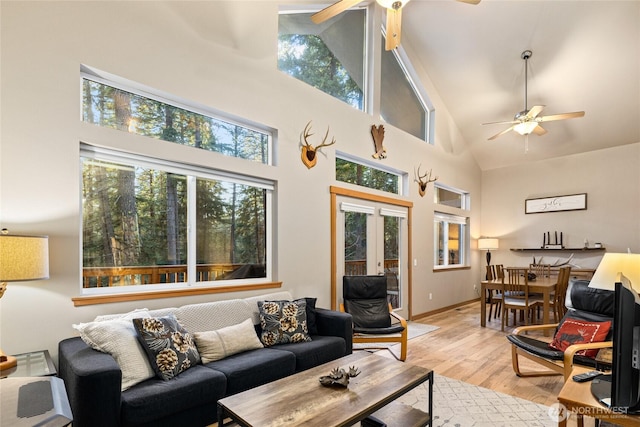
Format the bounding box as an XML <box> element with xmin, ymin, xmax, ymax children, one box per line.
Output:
<box><xmin>525</xmin><ymin>193</ymin><xmax>587</xmax><ymax>214</ymax></box>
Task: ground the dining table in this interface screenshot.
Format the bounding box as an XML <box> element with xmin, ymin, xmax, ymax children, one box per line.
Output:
<box><xmin>480</xmin><ymin>275</ymin><xmax>557</xmax><ymax>336</ymax></box>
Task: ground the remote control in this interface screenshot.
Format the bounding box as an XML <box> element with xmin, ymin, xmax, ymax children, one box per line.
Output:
<box><xmin>572</xmin><ymin>370</ymin><xmax>603</xmax><ymax>382</ymax></box>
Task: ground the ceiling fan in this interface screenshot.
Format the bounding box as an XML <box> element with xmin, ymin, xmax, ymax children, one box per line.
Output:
<box><xmin>483</xmin><ymin>50</ymin><xmax>585</xmax><ymax>141</ymax></box>
<box><xmin>311</xmin><ymin>0</ymin><xmax>480</xmax><ymax>51</ymax></box>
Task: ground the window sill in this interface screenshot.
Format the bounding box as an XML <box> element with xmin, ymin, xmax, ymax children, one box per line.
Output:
<box><xmin>432</xmin><ymin>266</ymin><xmax>471</xmax><ymax>272</ymax></box>
<box><xmin>72</xmin><ymin>281</ymin><xmax>282</xmax><ymax>307</ymax></box>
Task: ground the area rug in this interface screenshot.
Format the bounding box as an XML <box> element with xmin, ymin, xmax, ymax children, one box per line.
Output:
<box><xmin>397</xmin><ymin>374</ymin><xmax>555</xmax><ymax>427</ymax></box>
<box><xmin>352</xmin><ymin>322</ymin><xmax>439</xmax><ymax>350</ymax></box>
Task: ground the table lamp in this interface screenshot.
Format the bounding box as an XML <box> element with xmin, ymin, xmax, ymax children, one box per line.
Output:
<box><xmin>478</xmin><ymin>238</ymin><xmax>499</xmax><ymax>267</ymax></box>
<box><xmin>589</xmin><ymin>253</ymin><xmax>640</xmax><ymax>292</ymax></box>
<box><xmin>0</xmin><ymin>232</ymin><xmax>49</xmax><ymax>371</ymax></box>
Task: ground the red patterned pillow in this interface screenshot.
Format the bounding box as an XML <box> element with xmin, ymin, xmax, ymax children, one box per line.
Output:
<box><xmin>549</xmin><ymin>318</ymin><xmax>611</xmax><ymax>358</ymax></box>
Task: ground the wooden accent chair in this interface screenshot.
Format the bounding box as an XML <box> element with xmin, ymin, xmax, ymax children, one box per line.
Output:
<box><xmin>341</xmin><ymin>275</ymin><xmax>408</xmax><ymax>361</ymax></box>
<box><xmin>506</xmin><ymin>280</ymin><xmax>614</xmax><ymax>381</ymax></box>
<box><xmin>501</xmin><ymin>268</ymin><xmax>543</xmax><ymax>331</ymax></box>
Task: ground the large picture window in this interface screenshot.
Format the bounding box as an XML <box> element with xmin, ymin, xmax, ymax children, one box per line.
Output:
<box><xmin>81</xmin><ymin>145</ymin><xmax>272</xmax><ymax>293</ymax></box>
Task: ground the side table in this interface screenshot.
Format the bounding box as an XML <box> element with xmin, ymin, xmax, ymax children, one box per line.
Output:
<box><xmin>557</xmin><ymin>367</ymin><xmax>640</xmax><ymax>427</ymax></box>
<box><xmin>1</xmin><ymin>350</ymin><xmax>73</xmax><ymax>426</ymax></box>
<box><xmin>0</xmin><ymin>349</ymin><xmax>56</xmax><ymax>378</ymax></box>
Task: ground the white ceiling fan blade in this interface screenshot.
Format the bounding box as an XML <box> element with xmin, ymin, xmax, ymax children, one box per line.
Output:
<box><xmin>488</xmin><ymin>126</ymin><xmax>515</xmax><ymax>141</ymax></box>
<box><xmin>532</xmin><ymin>125</ymin><xmax>547</xmax><ymax>136</ymax></box>
<box><xmin>456</xmin><ymin>0</ymin><xmax>481</xmax><ymax>4</ymax></box>
<box><xmin>385</xmin><ymin>7</ymin><xmax>402</xmax><ymax>51</ymax></box>
<box><xmin>526</xmin><ymin>105</ymin><xmax>545</xmax><ymax>119</ymax></box>
<box><xmin>538</xmin><ymin>111</ymin><xmax>585</xmax><ymax>122</ymax></box>
<box><xmin>311</xmin><ymin>0</ymin><xmax>362</xmax><ymax>24</ymax></box>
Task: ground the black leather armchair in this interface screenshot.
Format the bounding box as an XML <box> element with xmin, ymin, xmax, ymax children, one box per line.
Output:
<box><xmin>341</xmin><ymin>275</ymin><xmax>408</xmax><ymax>361</ymax></box>
<box><xmin>506</xmin><ymin>280</ymin><xmax>614</xmax><ymax>380</ymax></box>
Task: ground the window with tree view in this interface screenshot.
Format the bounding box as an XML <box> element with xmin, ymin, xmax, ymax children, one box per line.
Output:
<box><xmin>82</xmin><ymin>74</ymin><xmax>270</xmax><ymax>164</ymax></box>
<box><xmin>81</xmin><ymin>147</ymin><xmax>271</xmax><ymax>291</ymax></box>
<box><xmin>278</xmin><ymin>10</ymin><xmax>365</xmax><ymax>110</ymax></box>
<box><xmin>335</xmin><ymin>157</ymin><xmax>400</xmax><ymax>194</ymax></box>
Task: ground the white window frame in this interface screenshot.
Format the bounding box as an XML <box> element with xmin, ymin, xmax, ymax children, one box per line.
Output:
<box><xmin>434</xmin><ymin>182</ymin><xmax>471</xmax><ymax>211</ymax></box>
<box><xmin>433</xmin><ymin>212</ymin><xmax>468</xmax><ymax>269</ymax></box>
<box><xmin>80</xmin><ymin>144</ymin><xmax>275</xmax><ymax>296</ymax></box>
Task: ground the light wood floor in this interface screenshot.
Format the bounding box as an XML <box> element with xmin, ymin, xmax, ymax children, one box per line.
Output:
<box><xmin>394</xmin><ymin>299</ymin><xmax>599</xmax><ymax>427</ymax></box>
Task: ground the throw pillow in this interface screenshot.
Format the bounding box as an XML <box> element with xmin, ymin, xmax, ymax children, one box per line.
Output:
<box><xmin>549</xmin><ymin>318</ymin><xmax>612</xmax><ymax>358</ymax></box>
<box><xmin>302</xmin><ymin>297</ymin><xmax>318</xmax><ymax>335</ymax></box>
<box><xmin>133</xmin><ymin>315</ymin><xmax>201</xmax><ymax>380</ymax></box>
<box><xmin>73</xmin><ymin>309</ymin><xmax>155</xmax><ymax>391</ymax></box>
<box><xmin>258</xmin><ymin>299</ymin><xmax>312</xmax><ymax>346</ymax></box>
<box><xmin>193</xmin><ymin>318</ymin><xmax>263</xmax><ymax>363</ymax></box>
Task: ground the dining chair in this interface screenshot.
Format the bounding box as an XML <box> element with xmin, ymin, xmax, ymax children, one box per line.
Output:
<box><xmin>501</xmin><ymin>268</ymin><xmax>543</xmax><ymax>331</ymax></box>
<box><xmin>529</xmin><ymin>263</ymin><xmax>551</xmax><ymax>279</ymax></box>
<box><xmin>551</xmin><ymin>266</ymin><xmax>572</xmax><ymax>322</ymax></box>
<box><xmin>488</xmin><ymin>264</ymin><xmax>504</xmax><ymax>321</ymax></box>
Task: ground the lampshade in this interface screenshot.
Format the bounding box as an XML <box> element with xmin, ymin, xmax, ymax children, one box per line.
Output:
<box><xmin>448</xmin><ymin>240</ymin><xmax>459</xmax><ymax>251</ymax></box>
<box><xmin>478</xmin><ymin>238</ymin><xmax>499</xmax><ymax>250</ymax></box>
<box><xmin>589</xmin><ymin>253</ymin><xmax>640</xmax><ymax>291</ymax></box>
<box><xmin>0</xmin><ymin>234</ymin><xmax>49</xmax><ymax>282</ymax></box>
<box><xmin>514</xmin><ymin>121</ymin><xmax>539</xmax><ymax>136</ymax></box>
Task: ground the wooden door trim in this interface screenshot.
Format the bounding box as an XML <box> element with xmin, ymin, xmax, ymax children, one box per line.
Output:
<box><xmin>330</xmin><ymin>186</ymin><xmax>414</xmax><ymax>319</ymax></box>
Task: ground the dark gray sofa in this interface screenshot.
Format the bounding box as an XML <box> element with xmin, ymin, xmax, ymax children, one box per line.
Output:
<box><xmin>58</xmin><ymin>294</ymin><xmax>353</xmax><ymax>427</ymax></box>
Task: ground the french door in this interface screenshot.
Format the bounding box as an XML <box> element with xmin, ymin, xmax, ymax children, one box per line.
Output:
<box><xmin>334</xmin><ymin>194</ymin><xmax>410</xmax><ymax>319</ymax></box>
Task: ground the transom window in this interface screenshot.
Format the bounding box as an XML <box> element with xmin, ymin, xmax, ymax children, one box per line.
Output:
<box><xmin>81</xmin><ymin>145</ymin><xmax>273</xmax><ymax>294</ymax></box>
<box><xmin>82</xmin><ymin>67</ymin><xmax>272</xmax><ymax>164</ymax></box>
<box><xmin>335</xmin><ymin>155</ymin><xmax>402</xmax><ymax>195</ymax></box>
<box><xmin>435</xmin><ymin>183</ymin><xmax>470</xmax><ymax>210</ymax></box>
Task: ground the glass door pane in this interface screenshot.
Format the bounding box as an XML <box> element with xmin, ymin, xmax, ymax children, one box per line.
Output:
<box><xmin>344</xmin><ymin>211</ymin><xmax>368</xmax><ymax>276</ymax></box>
<box><xmin>383</xmin><ymin>215</ymin><xmax>401</xmax><ymax>309</ymax></box>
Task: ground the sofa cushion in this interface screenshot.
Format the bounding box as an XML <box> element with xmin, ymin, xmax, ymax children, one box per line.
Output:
<box><xmin>73</xmin><ymin>309</ymin><xmax>155</xmax><ymax>391</ymax></box>
<box><xmin>258</xmin><ymin>299</ymin><xmax>312</xmax><ymax>346</ymax></box>
<box><xmin>133</xmin><ymin>315</ymin><xmax>201</xmax><ymax>380</ymax></box>
<box><xmin>120</xmin><ymin>365</ymin><xmax>226</xmax><ymax>426</ymax></box>
<box><xmin>274</xmin><ymin>335</ymin><xmax>346</xmax><ymax>372</ymax></box>
<box><xmin>194</xmin><ymin>318</ymin><xmax>264</xmax><ymax>363</ymax></box>
<box><xmin>175</xmin><ymin>299</ymin><xmax>255</xmax><ymax>333</ymax></box>
<box><xmin>204</xmin><ymin>348</ymin><xmax>296</xmax><ymax>395</ymax></box>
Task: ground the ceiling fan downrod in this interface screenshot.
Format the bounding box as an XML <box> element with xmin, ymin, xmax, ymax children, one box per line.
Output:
<box><xmin>521</xmin><ymin>50</ymin><xmax>532</xmax><ymax>115</ymax></box>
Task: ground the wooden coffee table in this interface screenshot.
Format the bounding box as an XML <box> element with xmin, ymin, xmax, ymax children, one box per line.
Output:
<box><xmin>217</xmin><ymin>352</ymin><xmax>432</xmax><ymax>427</ymax></box>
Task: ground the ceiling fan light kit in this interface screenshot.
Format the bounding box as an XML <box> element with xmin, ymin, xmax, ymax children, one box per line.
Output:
<box><xmin>483</xmin><ymin>50</ymin><xmax>585</xmax><ymax>144</ymax></box>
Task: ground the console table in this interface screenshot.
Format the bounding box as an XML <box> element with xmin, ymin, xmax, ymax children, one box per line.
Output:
<box><xmin>557</xmin><ymin>367</ymin><xmax>640</xmax><ymax>427</ymax></box>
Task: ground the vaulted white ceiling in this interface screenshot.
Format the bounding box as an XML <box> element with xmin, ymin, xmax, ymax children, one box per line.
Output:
<box><xmin>399</xmin><ymin>0</ymin><xmax>639</xmax><ymax>170</ymax></box>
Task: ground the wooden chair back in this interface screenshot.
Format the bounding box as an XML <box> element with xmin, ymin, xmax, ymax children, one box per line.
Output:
<box><xmin>530</xmin><ymin>263</ymin><xmax>551</xmax><ymax>279</ymax></box>
<box><xmin>554</xmin><ymin>266</ymin><xmax>572</xmax><ymax>320</ymax></box>
<box><xmin>505</xmin><ymin>267</ymin><xmax>529</xmax><ymax>302</ymax></box>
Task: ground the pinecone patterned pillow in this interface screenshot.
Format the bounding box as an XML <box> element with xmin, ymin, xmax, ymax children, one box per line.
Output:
<box><xmin>133</xmin><ymin>315</ymin><xmax>201</xmax><ymax>380</ymax></box>
<box><xmin>258</xmin><ymin>299</ymin><xmax>312</xmax><ymax>346</ymax></box>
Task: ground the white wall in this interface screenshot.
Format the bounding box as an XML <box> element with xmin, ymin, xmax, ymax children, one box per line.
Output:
<box><xmin>0</xmin><ymin>1</ymin><xmax>483</xmax><ymax>361</ymax></box>
<box><xmin>481</xmin><ymin>143</ymin><xmax>640</xmax><ymax>270</ymax></box>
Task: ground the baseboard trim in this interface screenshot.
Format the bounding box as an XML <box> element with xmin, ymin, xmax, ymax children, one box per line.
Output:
<box><xmin>411</xmin><ymin>298</ymin><xmax>480</xmax><ymax>321</ymax></box>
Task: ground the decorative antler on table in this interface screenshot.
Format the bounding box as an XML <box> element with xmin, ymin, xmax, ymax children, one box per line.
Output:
<box><xmin>300</xmin><ymin>121</ymin><xmax>336</xmax><ymax>169</ymax></box>
<box><xmin>415</xmin><ymin>164</ymin><xmax>438</xmax><ymax>197</ymax></box>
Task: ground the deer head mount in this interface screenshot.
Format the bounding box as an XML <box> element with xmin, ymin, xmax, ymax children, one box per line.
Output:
<box><xmin>300</xmin><ymin>121</ymin><xmax>336</xmax><ymax>169</ymax></box>
<box><xmin>371</xmin><ymin>124</ymin><xmax>386</xmax><ymax>159</ymax></box>
<box><xmin>415</xmin><ymin>165</ymin><xmax>438</xmax><ymax>197</ymax></box>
